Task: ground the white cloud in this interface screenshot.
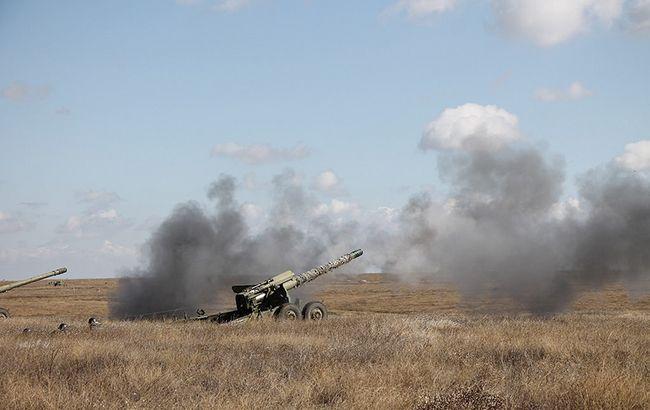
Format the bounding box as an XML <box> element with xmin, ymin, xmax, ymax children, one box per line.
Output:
<box><xmin>627</xmin><ymin>0</ymin><xmax>650</xmax><ymax>32</ymax></box>
<box><xmin>534</xmin><ymin>81</ymin><xmax>593</xmax><ymax>102</ymax></box>
<box><xmin>492</xmin><ymin>0</ymin><xmax>624</xmax><ymax>46</ymax></box>
<box><xmin>211</xmin><ymin>142</ymin><xmax>309</xmax><ymax>165</ymax></box>
<box><xmin>419</xmin><ymin>103</ymin><xmax>521</xmax><ymax>152</ymax></box>
<box><xmin>384</xmin><ymin>0</ymin><xmax>457</xmax><ymax>19</ymax></box>
<box><xmin>615</xmin><ymin>140</ymin><xmax>650</xmax><ymax>170</ymax></box>
<box><xmin>0</xmin><ymin>244</ymin><xmax>71</xmax><ymax>263</ymax></box>
<box><xmin>100</xmin><ymin>240</ymin><xmax>137</xmax><ymax>257</ymax></box>
<box><xmin>56</xmin><ymin>190</ymin><xmax>129</xmax><ymax>237</ymax></box>
<box><xmin>386</xmin><ymin>0</ymin><xmax>643</xmax><ymax>44</ymax></box>
<box><xmin>76</xmin><ymin>190</ymin><xmax>122</xmax><ymax>209</ymax></box>
<box><xmin>0</xmin><ymin>211</ymin><xmax>33</xmax><ymax>234</ymax></box>
<box><xmin>1</xmin><ymin>82</ymin><xmax>51</xmax><ymax>102</ymax></box>
<box><xmin>314</xmin><ymin>170</ymin><xmax>343</xmax><ymax>193</ymax></box>
<box><xmin>57</xmin><ymin>208</ymin><xmax>130</xmax><ymax>237</ymax></box>
<box><xmin>213</xmin><ymin>0</ymin><xmax>253</xmax><ymax>12</ymax></box>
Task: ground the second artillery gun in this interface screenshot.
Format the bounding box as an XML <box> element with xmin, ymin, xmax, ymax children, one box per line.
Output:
<box><xmin>198</xmin><ymin>249</ymin><xmax>363</xmax><ymax>323</ymax></box>
<box><xmin>0</xmin><ymin>268</ymin><xmax>67</xmax><ymax>318</ymax></box>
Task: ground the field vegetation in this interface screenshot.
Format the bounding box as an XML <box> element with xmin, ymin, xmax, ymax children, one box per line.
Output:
<box><xmin>0</xmin><ymin>276</ymin><xmax>648</xmax><ymax>409</ymax></box>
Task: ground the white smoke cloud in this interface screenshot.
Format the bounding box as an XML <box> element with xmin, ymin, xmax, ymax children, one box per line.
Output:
<box><xmin>534</xmin><ymin>81</ymin><xmax>594</xmax><ymax>102</ymax></box>
<box><xmin>492</xmin><ymin>0</ymin><xmax>624</xmax><ymax>46</ymax></box>
<box><xmin>419</xmin><ymin>103</ymin><xmax>521</xmax><ymax>152</ymax></box>
<box><xmin>211</xmin><ymin>142</ymin><xmax>309</xmax><ymax>165</ymax></box>
<box><xmin>384</xmin><ymin>0</ymin><xmax>457</xmax><ymax>19</ymax></box>
<box><xmin>616</xmin><ymin>140</ymin><xmax>650</xmax><ymax>171</ymax></box>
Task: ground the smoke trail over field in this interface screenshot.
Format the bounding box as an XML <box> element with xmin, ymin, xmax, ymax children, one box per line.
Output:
<box><xmin>112</xmin><ymin>103</ymin><xmax>650</xmax><ymax>317</ymax></box>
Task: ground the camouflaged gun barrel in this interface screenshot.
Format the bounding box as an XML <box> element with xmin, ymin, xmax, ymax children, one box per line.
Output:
<box><xmin>0</xmin><ymin>267</ymin><xmax>67</xmax><ymax>293</ymax></box>
<box><xmin>196</xmin><ymin>250</ymin><xmax>363</xmax><ymax>323</ymax></box>
<box><xmin>293</xmin><ymin>249</ymin><xmax>363</xmax><ymax>288</ymax></box>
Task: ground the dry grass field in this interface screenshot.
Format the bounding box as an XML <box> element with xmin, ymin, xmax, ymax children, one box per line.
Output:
<box><xmin>0</xmin><ymin>275</ymin><xmax>648</xmax><ymax>409</ymax></box>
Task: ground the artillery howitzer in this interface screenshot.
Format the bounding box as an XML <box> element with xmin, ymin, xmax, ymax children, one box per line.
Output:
<box><xmin>0</xmin><ymin>267</ymin><xmax>67</xmax><ymax>318</ymax></box>
<box><xmin>198</xmin><ymin>249</ymin><xmax>363</xmax><ymax>323</ymax></box>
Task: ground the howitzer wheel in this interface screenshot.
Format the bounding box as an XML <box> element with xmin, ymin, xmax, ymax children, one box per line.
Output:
<box><xmin>0</xmin><ymin>308</ymin><xmax>9</xmax><ymax>319</ymax></box>
<box><xmin>302</xmin><ymin>301</ymin><xmax>327</xmax><ymax>321</ymax></box>
<box><xmin>274</xmin><ymin>303</ymin><xmax>301</xmax><ymax>321</ymax></box>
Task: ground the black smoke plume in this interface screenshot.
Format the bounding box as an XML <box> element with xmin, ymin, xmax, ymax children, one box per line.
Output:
<box><xmin>382</xmin><ymin>146</ymin><xmax>650</xmax><ymax>313</ymax></box>
<box><xmin>110</xmin><ymin>172</ymin><xmax>360</xmax><ymax>319</ymax></box>
<box><xmin>112</xmin><ymin>147</ymin><xmax>650</xmax><ymax>317</ymax></box>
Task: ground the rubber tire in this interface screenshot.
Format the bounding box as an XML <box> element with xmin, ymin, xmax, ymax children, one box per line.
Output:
<box><xmin>302</xmin><ymin>301</ymin><xmax>328</xmax><ymax>321</ymax></box>
<box><xmin>274</xmin><ymin>303</ymin><xmax>301</xmax><ymax>321</ymax></box>
<box><xmin>0</xmin><ymin>308</ymin><xmax>9</xmax><ymax>319</ymax></box>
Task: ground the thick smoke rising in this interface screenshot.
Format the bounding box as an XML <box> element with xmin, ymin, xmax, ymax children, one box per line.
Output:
<box><xmin>380</xmin><ymin>149</ymin><xmax>650</xmax><ymax>313</ymax></box>
<box><xmin>369</xmin><ymin>103</ymin><xmax>650</xmax><ymax>313</ymax></box>
<box><xmin>112</xmin><ymin>104</ymin><xmax>650</xmax><ymax>317</ymax></box>
<box><xmin>381</xmin><ymin>146</ymin><xmax>576</xmax><ymax>313</ymax></box>
<box><xmin>110</xmin><ymin>172</ymin><xmax>361</xmax><ymax>318</ymax></box>
<box><xmin>574</xmin><ymin>166</ymin><xmax>650</xmax><ymax>288</ymax></box>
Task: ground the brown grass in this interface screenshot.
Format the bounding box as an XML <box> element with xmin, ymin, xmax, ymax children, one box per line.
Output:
<box><xmin>0</xmin><ymin>277</ymin><xmax>649</xmax><ymax>409</ymax></box>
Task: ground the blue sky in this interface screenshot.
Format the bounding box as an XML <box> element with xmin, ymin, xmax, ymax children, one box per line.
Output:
<box><xmin>1</xmin><ymin>0</ymin><xmax>649</xmax><ymax>278</ymax></box>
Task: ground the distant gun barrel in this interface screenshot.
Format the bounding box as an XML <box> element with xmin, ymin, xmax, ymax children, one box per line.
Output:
<box><xmin>0</xmin><ymin>267</ymin><xmax>67</xmax><ymax>294</ymax></box>
<box><xmin>292</xmin><ymin>248</ymin><xmax>363</xmax><ymax>289</ymax></box>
